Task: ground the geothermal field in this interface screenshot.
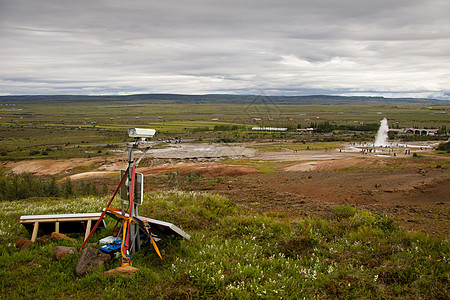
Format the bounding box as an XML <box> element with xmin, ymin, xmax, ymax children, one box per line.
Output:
<box><xmin>0</xmin><ymin>97</ymin><xmax>448</xmax><ymax>299</ymax></box>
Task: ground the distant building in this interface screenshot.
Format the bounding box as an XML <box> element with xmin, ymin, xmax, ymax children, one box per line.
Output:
<box><xmin>405</xmin><ymin>128</ymin><xmax>438</xmax><ymax>135</ymax></box>
<box><xmin>211</xmin><ymin>118</ymin><xmax>219</xmax><ymax>121</ymax></box>
<box><xmin>252</xmin><ymin>127</ymin><xmax>287</xmax><ymax>132</ymax></box>
<box><xmin>296</xmin><ymin>128</ymin><xmax>314</xmax><ymax>134</ymax></box>
<box><xmin>389</xmin><ymin>128</ymin><xmax>438</xmax><ymax>135</ymax></box>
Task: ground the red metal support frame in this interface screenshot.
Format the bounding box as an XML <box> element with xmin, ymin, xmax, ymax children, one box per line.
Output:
<box><xmin>78</xmin><ymin>169</ymin><xmax>129</xmax><ymax>252</ymax></box>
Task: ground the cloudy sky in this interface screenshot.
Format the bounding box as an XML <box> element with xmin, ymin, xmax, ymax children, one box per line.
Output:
<box><xmin>1</xmin><ymin>0</ymin><xmax>449</xmax><ymax>99</ymax></box>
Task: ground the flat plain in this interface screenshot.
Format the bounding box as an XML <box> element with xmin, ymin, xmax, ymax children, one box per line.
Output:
<box><xmin>0</xmin><ymin>96</ymin><xmax>449</xmax><ymax>298</ymax></box>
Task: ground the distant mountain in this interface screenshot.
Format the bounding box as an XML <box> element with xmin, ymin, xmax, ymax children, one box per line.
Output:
<box><xmin>0</xmin><ymin>93</ymin><xmax>445</xmax><ymax>105</ymax></box>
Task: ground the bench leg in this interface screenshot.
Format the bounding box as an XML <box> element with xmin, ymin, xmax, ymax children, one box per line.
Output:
<box><xmin>84</xmin><ymin>220</ymin><xmax>92</xmax><ymax>242</ymax></box>
<box><xmin>31</xmin><ymin>221</ymin><xmax>39</xmax><ymax>242</ymax></box>
<box><xmin>55</xmin><ymin>222</ymin><xmax>60</xmax><ymax>233</ymax></box>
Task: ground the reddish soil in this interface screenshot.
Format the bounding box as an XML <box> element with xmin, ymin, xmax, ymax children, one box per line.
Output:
<box><xmin>138</xmin><ymin>162</ymin><xmax>258</xmax><ymax>177</ymax></box>
<box><xmin>219</xmin><ymin>165</ymin><xmax>449</xmax><ymax>239</ymax></box>
<box><xmin>4</xmin><ymin>143</ymin><xmax>449</xmax><ymax>239</ymax></box>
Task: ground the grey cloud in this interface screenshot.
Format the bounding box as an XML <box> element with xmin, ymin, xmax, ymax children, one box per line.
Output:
<box><xmin>0</xmin><ymin>0</ymin><xmax>449</xmax><ymax>99</ymax></box>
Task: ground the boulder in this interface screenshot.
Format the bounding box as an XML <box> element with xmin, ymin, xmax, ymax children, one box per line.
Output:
<box><xmin>51</xmin><ymin>232</ymin><xmax>76</xmax><ymax>242</ymax></box>
<box><xmin>15</xmin><ymin>237</ymin><xmax>30</xmax><ymax>248</ymax></box>
<box><xmin>102</xmin><ymin>266</ymin><xmax>139</xmax><ymax>276</ymax></box>
<box><xmin>54</xmin><ymin>246</ymin><xmax>77</xmax><ymax>260</ymax></box>
<box><xmin>20</xmin><ymin>240</ymin><xmax>33</xmax><ymax>251</ymax></box>
<box><xmin>75</xmin><ymin>247</ymin><xmax>111</xmax><ymax>277</ymax></box>
<box><xmin>36</xmin><ymin>235</ymin><xmax>51</xmax><ymax>245</ymax></box>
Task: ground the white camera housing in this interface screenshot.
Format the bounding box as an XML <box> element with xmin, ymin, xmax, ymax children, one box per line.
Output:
<box><xmin>128</xmin><ymin>128</ymin><xmax>156</xmax><ymax>139</ymax></box>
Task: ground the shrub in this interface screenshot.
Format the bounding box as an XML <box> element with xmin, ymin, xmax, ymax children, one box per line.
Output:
<box><xmin>61</xmin><ymin>178</ymin><xmax>74</xmax><ymax>198</ymax></box>
<box><xmin>435</xmin><ymin>141</ymin><xmax>450</xmax><ymax>153</ymax></box>
<box><xmin>0</xmin><ymin>173</ymin><xmax>110</xmax><ymax>201</ymax></box>
<box><xmin>331</xmin><ymin>205</ymin><xmax>357</xmax><ymax>219</ymax></box>
<box><xmin>0</xmin><ymin>173</ymin><xmax>44</xmax><ymax>200</ymax></box>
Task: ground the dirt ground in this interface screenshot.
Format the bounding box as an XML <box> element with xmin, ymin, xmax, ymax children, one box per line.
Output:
<box><xmin>221</xmin><ymin>165</ymin><xmax>449</xmax><ymax>239</ymax></box>
<box><xmin>5</xmin><ymin>142</ymin><xmax>449</xmax><ymax>239</ymax></box>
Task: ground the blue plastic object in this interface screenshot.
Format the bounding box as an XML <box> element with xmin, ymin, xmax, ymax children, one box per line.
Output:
<box><xmin>100</xmin><ymin>238</ymin><xmax>122</xmax><ymax>254</ymax></box>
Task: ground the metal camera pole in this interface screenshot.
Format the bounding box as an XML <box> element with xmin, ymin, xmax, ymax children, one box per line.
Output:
<box><xmin>124</xmin><ymin>140</ymin><xmax>141</xmax><ymax>254</ymax></box>
<box><xmin>80</xmin><ymin>128</ymin><xmax>190</xmax><ymax>263</ymax></box>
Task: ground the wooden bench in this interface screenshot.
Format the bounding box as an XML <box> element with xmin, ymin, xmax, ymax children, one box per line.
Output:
<box><xmin>20</xmin><ymin>213</ymin><xmax>106</xmax><ymax>242</ymax></box>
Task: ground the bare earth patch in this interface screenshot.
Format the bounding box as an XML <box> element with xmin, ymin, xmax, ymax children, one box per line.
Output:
<box><xmin>4</xmin><ymin>142</ymin><xmax>449</xmax><ymax>238</ymax></box>
<box><xmin>65</xmin><ymin>171</ymin><xmax>117</xmax><ymax>181</ymax></box>
<box><xmin>5</xmin><ymin>157</ymin><xmax>107</xmax><ymax>175</ymax></box>
<box><xmin>139</xmin><ymin>162</ymin><xmax>258</xmax><ymax>177</ymax></box>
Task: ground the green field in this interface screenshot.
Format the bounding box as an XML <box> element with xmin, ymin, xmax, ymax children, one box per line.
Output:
<box><xmin>0</xmin><ymin>192</ymin><xmax>448</xmax><ymax>299</ymax></box>
<box><xmin>0</xmin><ymin>97</ymin><xmax>449</xmax><ymax>298</ymax></box>
<box><xmin>1</xmin><ymin>98</ymin><xmax>448</xmax><ymax>160</ymax></box>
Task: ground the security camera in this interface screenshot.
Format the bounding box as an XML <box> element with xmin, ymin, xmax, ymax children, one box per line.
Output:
<box><xmin>128</xmin><ymin>128</ymin><xmax>156</xmax><ymax>139</ymax></box>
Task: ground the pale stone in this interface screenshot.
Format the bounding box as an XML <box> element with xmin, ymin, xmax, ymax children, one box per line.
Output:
<box><xmin>51</xmin><ymin>232</ymin><xmax>76</xmax><ymax>242</ymax></box>
<box><xmin>54</xmin><ymin>246</ymin><xmax>77</xmax><ymax>260</ymax></box>
<box><xmin>102</xmin><ymin>266</ymin><xmax>139</xmax><ymax>276</ymax></box>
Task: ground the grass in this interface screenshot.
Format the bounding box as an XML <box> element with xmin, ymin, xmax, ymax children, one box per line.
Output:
<box><xmin>0</xmin><ymin>125</ymin><xmax>127</xmax><ymax>159</ymax></box>
<box><xmin>222</xmin><ymin>159</ymin><xmax>289</xmax><ymax>173</ymax></box>
<box><xmin>0</xmin><ymin>192</ymin><xmax>448</xmax><ymax>299</ymax></box>
<box><xmin>422</xmin><ymin>160</ymin><xmax>450</xmax><ymax>168</ymax></box>
<box><xmin>1</xmin><ymin>100</ymin><xmax>448</xmax><ymax>158</ymax></box>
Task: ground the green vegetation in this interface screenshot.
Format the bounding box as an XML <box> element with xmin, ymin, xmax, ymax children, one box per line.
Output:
<box><xmin>1</xmin><ymin>97</ymin><xmax>448</xmax><ymax>161</ymax></box>
<box><xmin>222</xmin><ymin>159</ymin><xmax>288</xmax><ymax>173</ymax></box>
<box><xmin>308</xmin><ymin>121</ymin><xmax>380</xmax><ymax>133</ymax></box>
<box><xmin>0</xmin><ymin>93</ymin><xmax>446</xmax><ymax>106</ymax></box>
<box><xmin>0</xmin><ymin>96</ymin><xmax>448</xmax><ymax>298</ymax></box>
<box><xmin>0</xmin><ymin>173</ymin><xmax>110</xmax><ymax>201</ymax></box>
<box><xmin>436</xmin><ymin>140</ymin><xmax>450</xmax><ymax>153</ymax></box>
<box><xmin>0</xmin><ymin>192</ymin><xmax>448</xmax><ymax>299</ymax></box>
